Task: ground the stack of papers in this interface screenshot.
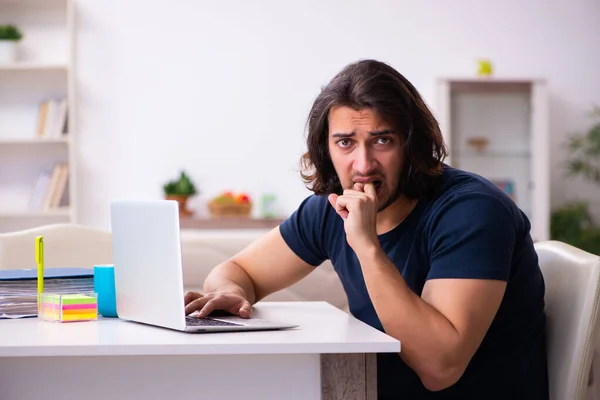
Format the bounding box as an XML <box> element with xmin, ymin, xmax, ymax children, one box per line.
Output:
<box><xmin>0</xmin><ymin>268</ymin><xmax>94</xmax><ymax>319</ymax></box>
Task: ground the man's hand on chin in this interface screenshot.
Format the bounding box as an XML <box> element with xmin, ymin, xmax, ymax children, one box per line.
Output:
<box><xmin>328</xmin><ymin>182</ymin><xmax>380</xmax><ymax>254</ymax></box>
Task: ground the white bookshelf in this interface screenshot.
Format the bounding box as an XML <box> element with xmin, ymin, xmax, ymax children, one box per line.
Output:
<box><xmin>0</xmin><ymin>0</ymin><xmax>76</xmax><ymax>233</ymax></box>
<box><xmin>436</xmin><ymin>78</ymin><xmax>550</xmax><ymax>242</ymax></box>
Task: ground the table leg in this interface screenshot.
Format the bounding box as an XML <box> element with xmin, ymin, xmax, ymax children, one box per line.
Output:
<box><xmin>321</xmin><ymin>353</ymin><xmax>377</xmax><ymax>400</ymax></box>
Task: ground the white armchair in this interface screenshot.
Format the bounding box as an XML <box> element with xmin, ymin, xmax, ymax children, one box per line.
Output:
<box><xmin>535</xmin><ymin>240</ymin><xmax>600</xmax><ymax>400</ymax></box>
<box><xmin>0</xmin><ymin>223</ymin><xmax>113</xmax><ymax>270</ymax></box>
<box><xmin>3</xmin><ymin>227</ymin><xmax>600</xmax><ymax>397</ymax></box>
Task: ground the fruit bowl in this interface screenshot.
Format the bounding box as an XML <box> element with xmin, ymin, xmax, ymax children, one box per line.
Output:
<box><xmin>208</xmin><ymin>191</ymin><xmax>252</xmax><ymax>218</ymax></box>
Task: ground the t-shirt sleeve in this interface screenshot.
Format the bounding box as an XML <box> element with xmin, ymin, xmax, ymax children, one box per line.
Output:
<box><xmin>426</xmin><ymin>192</ymin><xmax>517</xmax><ymax>281</ymax></box>
<box><xmin>279</xmin><ymin>195</ymin><xmax>330</xmax><ymax>266</ymax></box>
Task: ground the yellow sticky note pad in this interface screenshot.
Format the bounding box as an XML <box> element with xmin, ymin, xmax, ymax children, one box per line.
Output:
<box><xmin>39</xmin><ymin>292</ymin><xmax>98</xmax><ymax>323</ymax></box>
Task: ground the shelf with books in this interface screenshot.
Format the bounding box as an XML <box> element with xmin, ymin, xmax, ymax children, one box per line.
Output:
<box><xmin>436</xmin><ymin>77</ymin><xmax>549</xmax><ymax>242</ymax></box>
<box><xmin>0</xmin><ymin>0</ymin><xmax>75</xmax><ymax>233</ymax></box>
<box><xmin>0</xmin><ymin>155</ymin><xmax>70</xmax><ymax>214</ymax></box>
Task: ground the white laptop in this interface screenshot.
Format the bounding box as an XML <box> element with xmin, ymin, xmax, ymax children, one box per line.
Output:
<box><xmin>110</xmin><ymin>199</ymin><xmax>298</xmax><ymax>333</ymax></box>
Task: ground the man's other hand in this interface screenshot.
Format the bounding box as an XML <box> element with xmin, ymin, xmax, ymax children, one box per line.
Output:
<box><xmin>184</xmin><ymin>290</ymin><xmax>252</xmax><ymax>318</ymax></box>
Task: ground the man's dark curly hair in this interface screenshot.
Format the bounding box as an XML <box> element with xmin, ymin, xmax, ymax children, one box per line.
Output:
<box><xmin>300</xmin><ymin>59</ymin><xmax>448</xmax><ymax>199</ymax></box>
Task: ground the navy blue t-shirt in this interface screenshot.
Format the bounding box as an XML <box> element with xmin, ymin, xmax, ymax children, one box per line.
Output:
<box><xmin>280</xmin><ymin>165</ymin><xmax>548</xmax><ymax>399</ymax></box>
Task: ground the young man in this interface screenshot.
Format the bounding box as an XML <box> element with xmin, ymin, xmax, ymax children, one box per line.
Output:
<box><xmin>184</xmin><ymin>59</ymin><xmax>549</xmax><ymax>399</ymax></box>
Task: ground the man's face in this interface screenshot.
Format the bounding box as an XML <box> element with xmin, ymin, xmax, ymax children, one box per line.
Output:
<box><xmin>327</xmin><ymin>106</ymin><xmax>403</xmax><ymax>211</ymax></box>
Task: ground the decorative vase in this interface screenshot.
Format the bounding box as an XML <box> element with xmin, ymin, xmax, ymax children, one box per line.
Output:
<box><xmin>165</xmin><ymin>195</ymin><xmax>193</xmax><ymax>217</ymax></box>
<box><xmin>0</xmin><ymin>40</ymin><xmax>17</xmax><ymax>64</ymax></box>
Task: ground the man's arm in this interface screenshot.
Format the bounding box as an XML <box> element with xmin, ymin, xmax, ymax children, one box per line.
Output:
<box><xmin>358</xmin><ymin>248</ymin><xmax>506</xmax><ymax>391</ymax></box>
<box><xmin>186</xmin><ymin>226</ymin><xmax>316</xmax><ymax>317</ymax></box>
<box><xmin>329</xmin><ymin>183</ymin><xmax>513</xmax><ymax>391</ymax></box>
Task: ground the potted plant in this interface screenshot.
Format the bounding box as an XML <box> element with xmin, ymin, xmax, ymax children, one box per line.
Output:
<box><xmin>551</xmin><ymin>106</ymin><xmax>600</xmax><ymax>255</ymax></box>
<box><xmin>0</xmin><ymin>25</ymin><xmax>23</xmax><ymax>64</ymax></box>
<box><xmin>162</xmin><ymin>171</ymin><xmax>198</xmax><ymax>216</ymax></box>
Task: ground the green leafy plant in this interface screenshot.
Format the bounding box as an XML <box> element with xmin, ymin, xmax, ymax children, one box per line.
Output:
<box><xmin>551</xmin><ymin>202</ymin><xmax>600</xmax><ymax>254</ymax></box>
<box><xmin>163</xmin><ymin>171</ymin><xmax>198</xmax><ymax>197</ymax></box>
<box><xmin>565</xmin><ymin>106</ymin><xmax>600</xmax><ymax>184</ymax></box>
<box><xmin>0</xmin><ymin>25</ymin><xmax>23</xmax><ymax>41</ymax></box>
<box><xmin>551</xmin><ymin>106</ymin><xmax>600</xmax><ymax>255</ymax></box>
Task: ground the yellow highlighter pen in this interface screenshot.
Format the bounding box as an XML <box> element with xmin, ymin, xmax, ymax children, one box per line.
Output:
<box><xmin>36</xmin><ymin>236</ymin><xmax>44</xmax><ymax>295</ymax></box>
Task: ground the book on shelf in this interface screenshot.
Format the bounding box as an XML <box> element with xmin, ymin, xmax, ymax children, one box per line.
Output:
<box><xmin>490</xmin><ymin>179</ymin><xmax>517</xmax><ymax>202</ymax></box>
<box><xmin>29</xmin><ymin>162</ymin><xmax>69</xmax><ymax>210</ymax></box>
<box><xmin>35</xmin><ymin>98</ymin><xmax>68</xmax><ymax>139</ymax></box>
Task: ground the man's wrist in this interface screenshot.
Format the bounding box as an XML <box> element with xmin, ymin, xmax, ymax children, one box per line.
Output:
<box><xmin>355</xmin><ymin>239</ymin><xmax>384</xmax><ymax>266</ymax></box>
<box><xmin>224</xmin><ymin>285</ymin><xmax>248</xmax><ymax>298</ymax></box>
<box><xmin>205</xmin><ymin>283</ymin><xmax>247</xmax><ymax>299</ymax></box>
<box><xmin>232</xmin><ymin>285</ymin><xmax>249</xmax><ymax>299</ymax></box>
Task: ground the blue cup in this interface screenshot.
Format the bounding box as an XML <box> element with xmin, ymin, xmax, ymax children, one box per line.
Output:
<box><xmin>94</xmin><ymin>264</ymin><xmax>118</xmax><ymax>318</ymax></box>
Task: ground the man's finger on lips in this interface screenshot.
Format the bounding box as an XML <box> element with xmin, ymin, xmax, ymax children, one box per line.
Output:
<box><xmin>353</xmin><ymin>182</ymin><xmax>365</xmax><ymax>192</ymax></box>
<box><xmin>364</xmin><ymin>183</ymin><xmax>377</xmax><ymax>198</ymax></box>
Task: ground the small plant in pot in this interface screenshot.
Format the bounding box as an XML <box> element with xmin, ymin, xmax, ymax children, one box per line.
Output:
<box><xmin>163</xmin><ymin>171</ymin><xmax>198</xmax><ymax>216</ymax></box>
<box><xmin>0</xmin><ymin>25</ymin><xmax>23</xmax><ymax>64</ymax></box>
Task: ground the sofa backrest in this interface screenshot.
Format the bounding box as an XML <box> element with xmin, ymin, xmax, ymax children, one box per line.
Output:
<box><xmin>0</xmin><ymin>225</ymin><xmax>349</xmax><ymax>312</ymax></box>
<box><xmin>180</xmin><ymin>232</ymin><xmax>349</xmax><ymax>312</ymax></box>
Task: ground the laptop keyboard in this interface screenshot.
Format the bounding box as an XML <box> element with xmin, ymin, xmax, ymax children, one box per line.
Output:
<box><xmin>186</xmin><ymin>316</ymin><xmax>243</xmax><ymax>327</ymax></box>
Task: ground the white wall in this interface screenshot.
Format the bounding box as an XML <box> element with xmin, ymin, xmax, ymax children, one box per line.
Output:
<box><xmin>74</xmin><ymin>0</ymin><xmax>600</xmax><ymax>230</ymax></box>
